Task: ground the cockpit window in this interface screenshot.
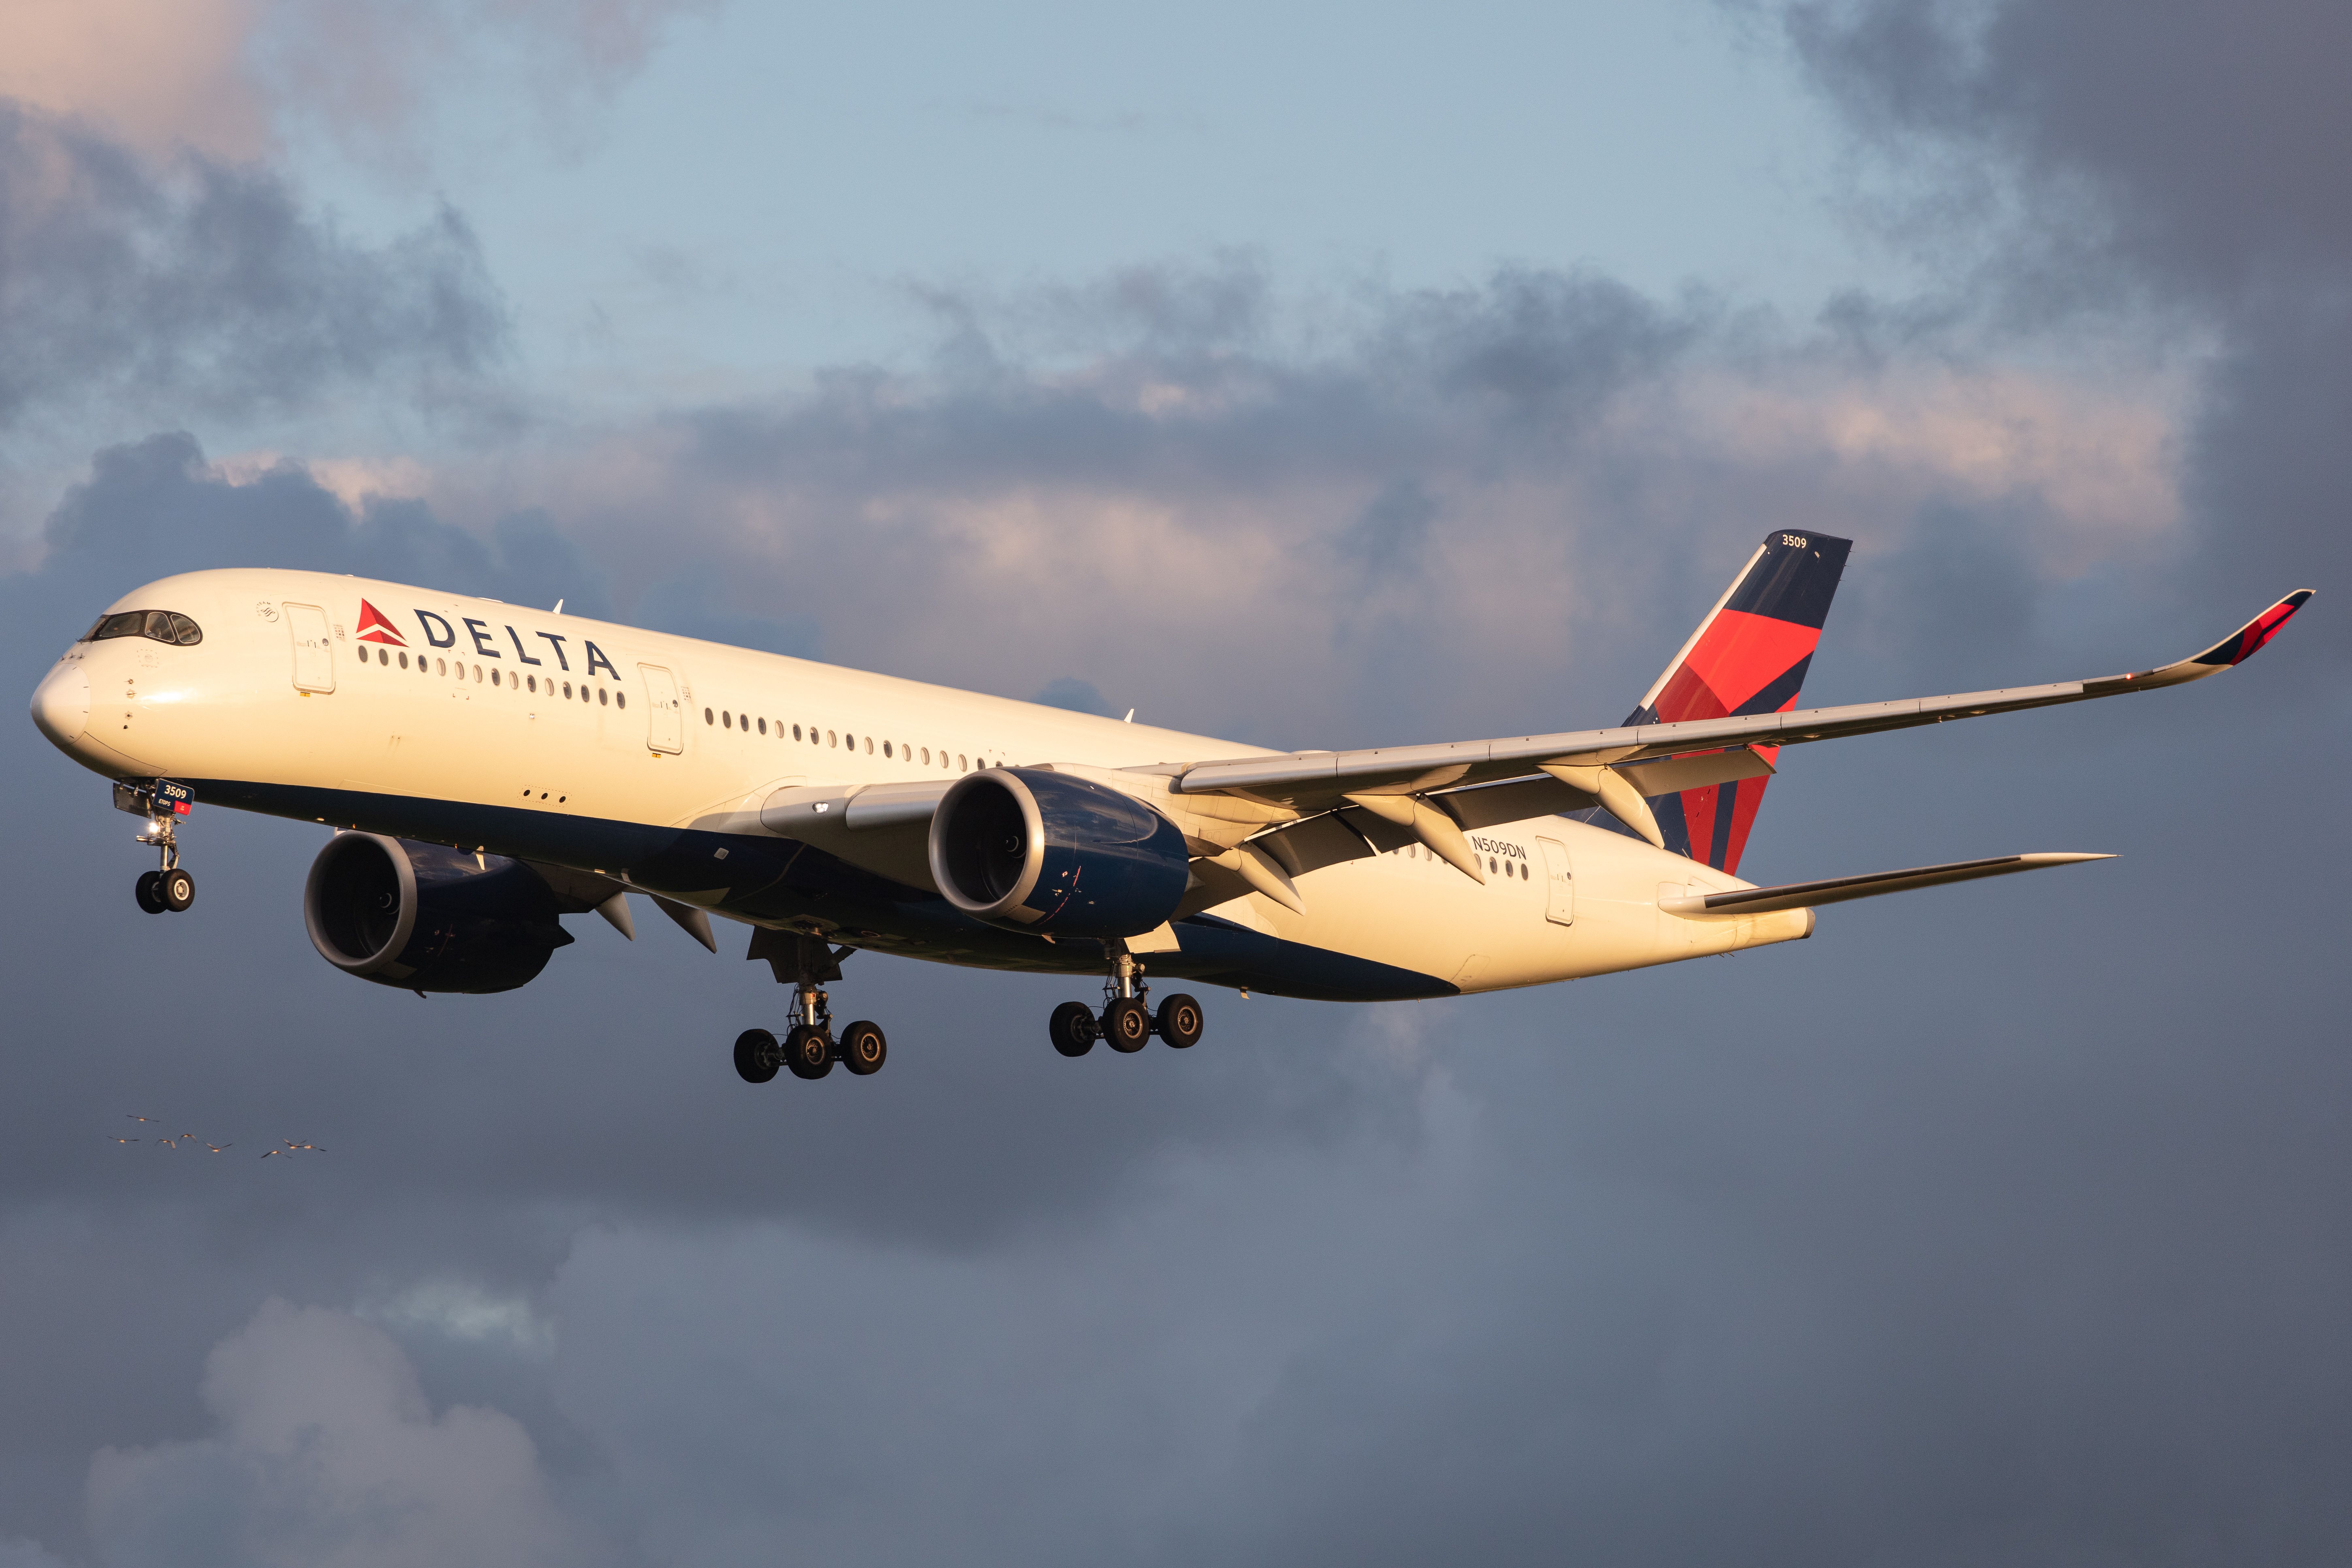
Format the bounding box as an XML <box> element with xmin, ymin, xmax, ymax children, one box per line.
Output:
<box><xmin>82</xmin><ymin>610</ymin><xmax>202</xmax><ymax>646</ymax></box>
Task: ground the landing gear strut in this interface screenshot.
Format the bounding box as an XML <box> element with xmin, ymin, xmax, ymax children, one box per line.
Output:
<box><xmin>735</xmin><ymin>931</ymin><xmax>887</xmax><ymax>1083</ymax></box>
<box><xmin>119</xmin><ymin>781</ymin><xmax>195</xmax><ymax>914</ymax></box>
<box><xmin>1046</xmin><ymin>941</ymin><xmax>1205</xmax><ymax>1057</ymax></box>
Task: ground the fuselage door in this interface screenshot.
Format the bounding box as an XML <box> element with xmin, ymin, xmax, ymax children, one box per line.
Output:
<box><xmin>639</xmin><ymin>663</ymin><xmax>683</xmax><ymax>753</ymax></box>
<box><xmin>1537</xmin><ymin>836</ymin><xmax>1574</xmax><ymax>925</ymax></box>
<box><xmin>286</xmin><ymin>603</ymin><xmax>334</xmax><ymax>693</ymax></box>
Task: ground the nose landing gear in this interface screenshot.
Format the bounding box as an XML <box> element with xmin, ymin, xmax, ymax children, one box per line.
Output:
<box><xmin>735</xmin><ymin>930</ymin><xmax>887</xmax><ymax>1083</ymax></box>
<box><xmin>1046</xmin><ymin>941</ymin><xmax>1205</xmax><ymax>1057</ymax></box>
<box><xmin>119</xmin><ymin>781</ymin><xmax>196</xmax><ymax>915</ymax></box>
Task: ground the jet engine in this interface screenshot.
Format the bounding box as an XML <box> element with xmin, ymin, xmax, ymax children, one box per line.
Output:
<box><xmin>304</xmin><ymin>833</ymin><xmax>574</xmax><ymax>993</ymax></box>
<box><xmin>929</xmin><ymin>768</ymin><xmax>1190</xmax><ymax>938</ymax></box>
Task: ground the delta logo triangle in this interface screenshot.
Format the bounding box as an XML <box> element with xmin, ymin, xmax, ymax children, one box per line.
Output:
<box><xmin>355</xmin><ymin>599</ymin><xmax>406</xmax><ymax>646</ymax></box>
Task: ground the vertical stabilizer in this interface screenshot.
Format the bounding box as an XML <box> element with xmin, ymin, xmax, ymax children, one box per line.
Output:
<box><xmin>1622</xmin><ymin>531</ymin><xmax>1852</xmax><ymax>874</ymax></box>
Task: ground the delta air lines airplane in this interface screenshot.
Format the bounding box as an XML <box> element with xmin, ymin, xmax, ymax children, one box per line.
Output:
<box><xmin>27</xmin><ymin>532</ymin><xmax>2310</xmax><ymax>1080</ymax></box>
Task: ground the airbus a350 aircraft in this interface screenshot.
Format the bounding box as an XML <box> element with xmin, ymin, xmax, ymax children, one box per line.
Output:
<box><xmin>28</xmin><ymin>532</ymin><xmax>2309</xmax><ymax>1081</ymax></box>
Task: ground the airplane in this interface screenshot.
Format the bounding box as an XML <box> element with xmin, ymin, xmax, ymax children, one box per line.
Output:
<box><xmin>27</xmin><ymin>531</ymin><xmax>2310</xmax><ymax>1081</ymax></box>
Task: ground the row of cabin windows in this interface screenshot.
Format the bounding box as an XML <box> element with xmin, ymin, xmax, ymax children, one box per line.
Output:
<box><xmin>704</xmin><ymin>707</ymin><xmax>991</xmax><ymax>771</ymax></box>
<box><xmin>358</xmin><ymin>643</ymin><xmax>622</xmax><ymax>706</ymax></box>
<box><xmin>1388</xmin><ymin>843</ymin><xmax>1533</xmax><ymax>881</ymax></box>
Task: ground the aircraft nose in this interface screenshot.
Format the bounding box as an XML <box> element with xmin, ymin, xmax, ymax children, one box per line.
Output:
<box><xmin>31</xmin><ymin>662</ymin><xmax>88</xmax><ymax>746</ymax></box>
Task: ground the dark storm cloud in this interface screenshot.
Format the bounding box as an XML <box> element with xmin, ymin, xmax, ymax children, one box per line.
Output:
<box><xmin>30</xmin><ymin>433</ymin><xmax>604</xmax><ymax>618</ymax></box>
<box><xmin>0</xmin><ymin>100</ymin><xmax>506</xmax><ymax>432</ymax></box>
<box><xmin>4</xmin><ymin>183</ymin><xmax>2344</xmax><ymax>1568</ymax></box>
<box><xmin>1780</xmin><ymin>0</ymin><xmax>2352</xmax><ymax>645</ymax></box>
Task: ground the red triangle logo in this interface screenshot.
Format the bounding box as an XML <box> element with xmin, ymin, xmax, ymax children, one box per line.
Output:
<box><xmin>355</xmin><ymin>599</ymin><xmax>406</xmax><ymax>645</ymax></box>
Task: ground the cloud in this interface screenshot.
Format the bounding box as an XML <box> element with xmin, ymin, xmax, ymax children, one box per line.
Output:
<box><xmin>0</xmin><ymin>104</ymin><xmax>507</xmax><ymax>438</ymax></box>
<box><xmin>1778</xmin><ymin>0</ymin><xmax>2352</xmax><ymax>651</ymax></box>
<box><xmin>0</xmin><ymin>0</ymin><xmax>267</xmax><ymax>160</ymax></box>
<box><xmin>0</xmin><ymin>197</ymin><xmax>2340</xmax><ymax>1568</ymax></box>
<box><xmin>86</xmin><ymin>1300</ymin><xmax>608</xmax><ymax>1568</ymax></box>
<box><xmin>0</xmin><ymin>0</ymin><xmax>710</xmax><ymax>166</ymax></box>
<box><xmin>432</xmin><ymin>264</ymin><xmax>2194</xmax><ymax>753</ymax></box>
<box><xmin>34</xmin><ymin>433</ymin><xmax>605</xmax><ymax>618</ymax></box>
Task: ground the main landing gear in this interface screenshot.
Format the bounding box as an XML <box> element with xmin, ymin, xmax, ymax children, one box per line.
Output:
<box><xmin>734</xmin><ymin>932</ymin><xmax>887</xmax><ymax>1084</ymax></box>
<box><xmin>121</xmin><ymin>782</ymin><xmax>195</xmax><ymax>915</ymax></box>
<box><xmin>1048</xmin><ymin>942</ymin><xmax>1205</xmax><ymax>1058</ymax></box>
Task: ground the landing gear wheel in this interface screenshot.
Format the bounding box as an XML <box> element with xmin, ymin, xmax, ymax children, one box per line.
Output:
<box><xmin>1049</xmin><ymin>1001</ymin><xmax>1097</xmax><ymax>1058</ymax></box>
<box><xmin>134</xmin><ymin>871</ymin><xmax>167</xmax><ymax>914</ymax></box>
<box><xmin>159</xmin><ymin>867</ymin><xmax>194</xmax><ymax>912</ymax></box>
<box><xmin>840</xmin><ymin>1020</ymin><xmax>887</xmax><ymax>1075</ymax></box>
<box><xmin>1103</xmin><ymin>996</ymin><xmax>1152</xmax><ymax>1053</ymax></box>
<box><xmin>785</xmin><ymin>1024</ymin><xmax>834</xmax><ymax>1079</ymax></box>
<box><xmin>733</xmin><ymin>1028</ymin><xmax>780</xmax><ymax>1084</ymax></box>
<box><xmin>1155</xmin><ymin>993</ymin><xmax>1203</xmax><ymax>1049</ymax></box>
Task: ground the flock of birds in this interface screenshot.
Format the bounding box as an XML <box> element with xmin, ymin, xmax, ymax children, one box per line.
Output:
<box><xmin>115</xmin><ymin>1114</ymin><xmax>322</xmax><ymax>1158</ymax></box>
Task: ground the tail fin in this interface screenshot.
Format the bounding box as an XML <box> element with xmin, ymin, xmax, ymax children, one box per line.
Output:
<box><xmin>1622</xmin><ymin>530</ymin><xmax>1852</xmax><ymax>874</ymax></box>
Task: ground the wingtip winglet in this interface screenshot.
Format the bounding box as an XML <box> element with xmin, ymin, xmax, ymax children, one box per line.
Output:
<box><xmin>2192</xmin><ymin>588</ymin><xmax>2314</xmax><ymax>669</ymax></box>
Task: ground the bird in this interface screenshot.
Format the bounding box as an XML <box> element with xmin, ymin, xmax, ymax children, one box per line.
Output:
<box><xmin>154</xmin><ymin>1136</ymin><xmax>177</xmax><ymax>1149</ymax></box>
<box><xmin>205</xmin><ymin>1143</ymin><xmax>231</xmax><ymax>1153</ymax></box>
<box><xmin>126</xmin><ymin>1115</ymin><xmax>160</xmax><ymax>1124</ymax></box>
<box><xmin>259</xmin><ymin>1148</ymin><xmax>276</xmax><ymax>1159</ymax></box>
<box><xmin>113</xmin><ymin>1137</ymin><xmax>138</xmax><ymax>1145</ymax></box>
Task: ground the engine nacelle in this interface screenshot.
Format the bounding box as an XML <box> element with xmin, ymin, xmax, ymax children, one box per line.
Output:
<box><xmin>304</xmin><ymin>833</ymin><xmax>573</xmax><ymax>994</ymax></box>
<box><xmin>929</xmin><ymin>768</ymin><xmax>1190</xmax><ymax>938</ymax></box>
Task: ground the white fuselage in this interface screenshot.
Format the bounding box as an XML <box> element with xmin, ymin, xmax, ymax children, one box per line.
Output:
<box><xmin>31</xmin><ymin>569</ymin><xmax>1812</xmax><ymax>999</ymax></box>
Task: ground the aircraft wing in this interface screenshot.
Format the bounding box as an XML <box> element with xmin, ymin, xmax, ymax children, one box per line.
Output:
<box><xmin>1169</xmin><ymin>590</ymin><xmax>2313</xmax><ymax>814</ymax></box>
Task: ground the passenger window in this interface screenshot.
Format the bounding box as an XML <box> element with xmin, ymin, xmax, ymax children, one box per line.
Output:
<box><xmin>490</xmin><ymin>668</ymin><xmax>500</xmax><ymax>686</ymax></box>
<box><xmin>845</xmin><ymin>732</ymin><xmax>855</xmax><ymax>750</ymax></box>
<box><xmin>882</xmin><ymin>740</ymin><xmax>892</xmax><ymax>758</ymax></box>
<box><xmin>398</xmin><ymin>651</ymin><xmax>409</xmax><ymax>669</ymax></box>
<box><xmin>705</xmin><ymin>707</ymin><xmax>714</xmax><ymax>724</ymax></box>
<box><xmin>599</xmin><ymin>688</ymin><xmax>609</xmax><ymax>706</ymax></box>
<box><xmin>864</xmin><ymin>736</ymin><xmax>873</xmax><ymax>754</ymax></box>
<box><xmin>757</xmin><ymin>717</ymin><xmax>766</xmax><ymax>735</ymax></box>
<box><xmin>475</xmin><ymin>666</ymin><xmax>484</xmax><ymax>683</ymax></box>
<box><xmin>828</xmin><ymin>730</ymin><xmax>837</xmax><ymax>747</ymax></box>
<box><xmin>792</xmin><ymin>724</ymin><xmax>802</xmax><ymax>741</ymax></box>
<box><xmin>615</xmin><ymin>692</ymin><xmax>626</xmax><ymax>709</ymax></box>
<box><xmin>958</xmin><ymin>754</ymin><xmax>967</xmax><ymax>771</ymax></box>
<box><xmin>526</xmin><ymin>675</ymin><xmax>536</xmax><ymax>693</ymax></box>
<box><xmin>921</xmin><ymin>747</ymin><xmax>930</xmax><ymax>765</ymax></box>
<box><xmin>723</xmin><ymin>711</ymin><xmax>732</xmax><ymax>729</ymax></box>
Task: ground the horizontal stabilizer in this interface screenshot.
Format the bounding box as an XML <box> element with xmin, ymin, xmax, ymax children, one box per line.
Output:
<box><xmin>1658</xmin><ymin>852</ymin><xmax>2112</xmax><ymax>917</ymax></box>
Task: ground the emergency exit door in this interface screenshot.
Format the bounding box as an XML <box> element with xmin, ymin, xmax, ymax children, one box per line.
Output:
<box><xmin>285</xmin><ymin>603</ymin><xmax>334</xmax><ymax>693</ymax></box>
<box><xmin>1536</xmin><ymin>836</ymin><xmax>1575</xmax><ymax>925</ymax></box>
<box><xmin>639</xmin><ymin>664</ymin><xmax>683</xmax><ymax>753</ymax></box>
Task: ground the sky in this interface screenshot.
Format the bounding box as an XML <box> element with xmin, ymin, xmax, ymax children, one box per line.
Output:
<box><xmin>1</xmin><ymin>2</ymin><xmax>2347</xmax><ymax>1564</ymax></box>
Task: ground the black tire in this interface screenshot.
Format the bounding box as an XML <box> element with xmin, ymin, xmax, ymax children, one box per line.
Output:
<box><xmin>1155</xmin><ymin>993</ymin><xmax>1204</xmax><ymax>1049</ymax></box>
<box><xmin>160</xmin><ymin>867</ymin><xmax>194</xmax><ymax>912</ymax></box>
<box><xmin>733</xmin><ymin>1028</ymin><xmax>780</xmax><ymax>1084</ymax></box>
<box><xmin>1049</xmin><ymin>1001</ymin><xmax>1097</xmax><ymax>1057</ymax></box>
<box><xmin>785</xmin><ymin>1024</ymin><xmax>834</xmax><ymax>1079</ymax></box>
<box><xmin>134</xmin><ymin>871</ymin><xmax>167</xmax><ymax>914</ymax></box>
<box><xmin>840</xmin><ymin>1020</ymin><xmax>886</xmax><ymax>1075</ymax></box>
<box><xmin>1104</xmin><ymin>997</ymin><xmax>1151</xmax><ymax>1053</ymax></box>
